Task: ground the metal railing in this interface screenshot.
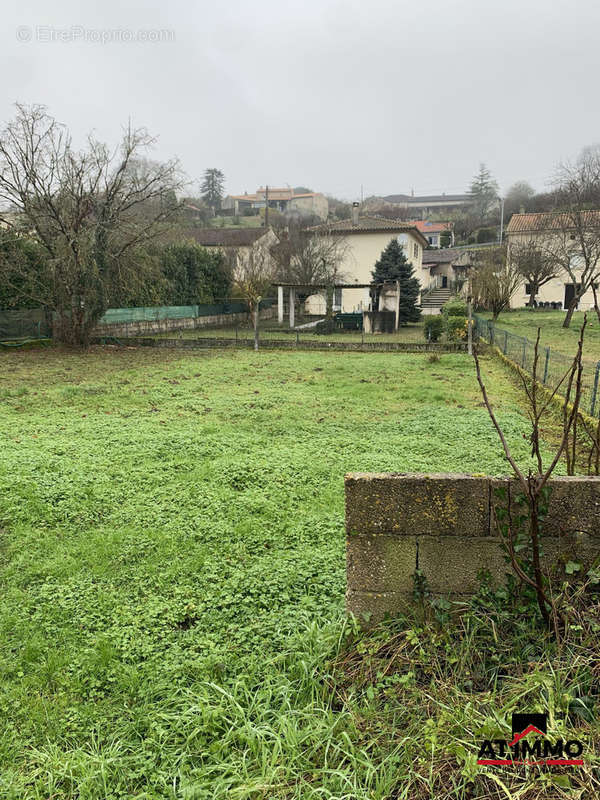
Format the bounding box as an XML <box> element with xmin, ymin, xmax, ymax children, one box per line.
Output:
<box><xmin>474</xmin><ymin>314</ymin><xmax>600</xmax><ymax>417</ymax></box>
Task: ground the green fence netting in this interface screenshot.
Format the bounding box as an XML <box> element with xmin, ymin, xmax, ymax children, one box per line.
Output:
<box><xmin>0</xmin><ymin>299</ymin><xmax>276</xmax><ymax>341</ymax></box>
<box><xmin>0</xmin><ymin>308</ymin><xmax>51</xmax><ymax>341</ymax></box>
<box><xmin>99</xmin><ymin>305</ymin><xmax>198</xmax><ymax>324</ymax></box>
<box><xmin>474</xmin><ymin>314</ymin><xmax>600</xmax><ymax>418</ymax></box>
<box><xmin>98</xmin><ymin>298</ymin><xmax>274</xmax><ymax>325</ymax></box>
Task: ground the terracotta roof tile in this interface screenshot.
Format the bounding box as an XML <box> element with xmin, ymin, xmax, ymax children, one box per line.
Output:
<box><xmin>506</xmin><ymin>211</ymin><xmax>600</xmax><ymax>233</ymax></box>
<box><xmin>410</xmin><ymin>220</ymin><xmax>453</xmax><ymax>234</ymax></box>
<box><xmin>310</xmin><ymin>216</ymin><xmax>429</xmax><ymax>246</ymax></box>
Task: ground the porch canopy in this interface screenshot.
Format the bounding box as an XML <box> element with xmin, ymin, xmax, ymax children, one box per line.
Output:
<box><xmin>276</xmin><ymin>282</ymin><xmax>375</xmax><ymax>328</ymax></box>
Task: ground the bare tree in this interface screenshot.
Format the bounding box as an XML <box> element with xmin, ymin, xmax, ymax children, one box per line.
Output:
<box><xmin>0</xmin><ymin>104</ymin><xmax>184</xmax><ymax>345</ymax></box>
<box><xmin>545</xmin><ymin>149</ymin><xmax>600</xmax><ymax>327</ymax></box>
<box><xmin>470</xmin><ymin>245</ymin><xmax>520</xmax><ymax>320</ymax></box>
<box><xmin>273</xmin><ymin>224</ymin><xmax>348</xmax><ymax>285</ymax></box>
<box><xmin>508</xmin><ymin>240</ymin><xmax>558</xmax><ymax>307</ymax></box>
<box><xmin>473</xmin><ymin>319</ymin><xmax>587</xmax><ymax>631</ymax></box>
<box><xmin>504</xmin><ymin>180</ymin><xmax>536</xmax><ymax>218</ymax></box>
<box><xmin>231</xmin><ymin>242</ymin><xmax>277</xmax><ymax>351</ymax></box>
<box><xmin>272</xmin><ymin>223</ymin><xmax>348</xmax><ymax>317</ymax></box>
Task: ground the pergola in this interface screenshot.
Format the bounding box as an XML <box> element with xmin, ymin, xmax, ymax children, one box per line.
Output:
<box><xmin>276</xmin><ymin>282</ymin><xmax>375</xmax><ymax>328</ymax></box>
<box><xmin>275</xmin><ymin>281</ymin><xmax>403</xmax><ymax>330</ymax></box>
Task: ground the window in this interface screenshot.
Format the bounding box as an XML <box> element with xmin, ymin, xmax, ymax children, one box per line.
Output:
<box><xmin>333</xmin><ymin>287</ymin><xmax>342</xmax><ymax>309</ymax></box>
<box><xmin>413</xmin><ymin>242</ymin><xmax>419</xmax><ymax>259</ymax></box>
<box><xmin>525</xmin><ymin>284</ymin><xmax>532</xmax><ymax>295</ymax></box>
<box><xmin>569</xmin><ymin>252</ymin><xmax>583</xmax><ymax>270</ymax></box>
<box><xmin>397</xmin><ymin>233</ymin><xmax>408</xmax><ymax>249</ymax></box>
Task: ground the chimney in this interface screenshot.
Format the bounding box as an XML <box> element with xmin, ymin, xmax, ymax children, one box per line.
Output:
<box><xmin>351</xmin><ymin>201</ymin><xmax>360</xmax><ymax>226</ymax></box>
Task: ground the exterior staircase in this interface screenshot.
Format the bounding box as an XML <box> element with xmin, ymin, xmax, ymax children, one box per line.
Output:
<box><xmin>420</xmin><ymin>287</ymin><xmax>452</xmax><ymax>313</ymax></box>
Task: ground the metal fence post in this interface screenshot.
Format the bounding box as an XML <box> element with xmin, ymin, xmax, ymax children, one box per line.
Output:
<box><xmin>591</xmin><ymin>361</ymin><xmax>600</xmax><ymax>417</ymax></box>
<box><xmin>543</xmin><ymin>348</ymin><xmax>550</xmax><ymax>384</ymax></box>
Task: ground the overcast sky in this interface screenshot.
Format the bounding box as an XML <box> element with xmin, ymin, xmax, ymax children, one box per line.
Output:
<box><xmin>2</xmin><ymin>0</ymin><xmax>600</xmax><ymax>201</ymax></box>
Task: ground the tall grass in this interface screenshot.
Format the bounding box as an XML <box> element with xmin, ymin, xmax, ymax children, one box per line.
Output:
<box><xmin>0</xmin><ymin>346</ymin><xmax>582</xmax><ymax>797</ymax></box>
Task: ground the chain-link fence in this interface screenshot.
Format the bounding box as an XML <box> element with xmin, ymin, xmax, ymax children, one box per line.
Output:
<box><xmin>474</xmin><ymin>314</ymin><xmax>600</xmax><ymax>417</ymax></box>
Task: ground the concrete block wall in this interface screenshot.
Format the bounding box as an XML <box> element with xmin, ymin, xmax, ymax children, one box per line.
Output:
<box><xmin>110</xmin><ymin>337</ymin><xmax>468</xmax><ymax>353</ymax></box>
<box><xmin>345</xmin><ymin>473</ymin><xmax>600</xmax><ymax>623</ymax></box>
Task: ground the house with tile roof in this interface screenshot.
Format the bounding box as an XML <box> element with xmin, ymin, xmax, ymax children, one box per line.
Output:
<box><xmin>190</xmin><ymin>226</ymin><xmax>280</xmax><ymax>274</ymax></box>
<box><xmin>222</xmin><ymin>187</ymin><xmax>328</xmax><ymax>220</ymax></box>
<box><xmin>310</xmin><ymin>213</ymin><xmax>429</xmax><ymax>313</ymax></box>
<box><xmin>506</xmin><ymin>211</ymin><xmax>600</xmax><ymax>309</ymax></box>
<box><xmin>411</xmin><ymin>220</ymin><xmax>454</xmax><ymax>248</ymax></box>
<box><xmin>419</xmin><ymin>245</ymin><xmax>498</xmax><ymax>312</ymax></box>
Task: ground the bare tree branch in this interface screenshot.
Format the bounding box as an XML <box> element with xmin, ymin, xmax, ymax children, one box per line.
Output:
<box><xmin>0</xmin><ymin>104</ymin><xmax>185</xmax><ymax>344</ymax></box>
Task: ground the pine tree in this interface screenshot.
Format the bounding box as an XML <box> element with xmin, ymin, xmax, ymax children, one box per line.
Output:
<box><xmin>200</xmin><ymin>168</ymin><xmax>225</xmax><ymax>213</ymax></box>
<box><xmin>371</xmin><ymin>239</ymin><xmax>421</xmax><ymax>323</ymax></box>
<box><xmin>469</xmin><ymin>163</ymin><xmax>499</xmax><ymax>223</ymax></box>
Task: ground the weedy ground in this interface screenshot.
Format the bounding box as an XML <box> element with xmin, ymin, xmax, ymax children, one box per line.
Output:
<box><xmin>0</xmin><ymin>345</ymin><xmax>591</xmax><ymax>799</ymax></box>
<box><xmin>479</xmin><ymin>310</ymin><xmax>600</xmax><ymax>365</ymax></box>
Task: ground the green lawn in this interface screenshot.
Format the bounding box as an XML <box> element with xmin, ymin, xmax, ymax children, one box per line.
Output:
<box><xmin>479</xmin><ymin>309</ymin><xmax>600</xmax><ymax>365</ymax></box>
<box><xmin>0</xmin><ymin>346</ymin><xmax>565</xmax><ymax>798</ymax></box>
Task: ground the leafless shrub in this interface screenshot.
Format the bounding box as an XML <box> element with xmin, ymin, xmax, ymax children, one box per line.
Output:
<box><xmin>473</xmin><ymin>317</ymin><xmax>587</xmax><ymax>630</ymax></box>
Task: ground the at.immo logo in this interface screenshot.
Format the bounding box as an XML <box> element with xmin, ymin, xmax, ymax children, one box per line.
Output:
<box><xmin>477</xmin><ymin>713</ymin><xmax>584</xmax><ymax>767</ymax></box>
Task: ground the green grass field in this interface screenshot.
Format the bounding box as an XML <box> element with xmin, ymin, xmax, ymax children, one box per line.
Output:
<box><xmin>0</xmin><ymin>346</ymin><xmax>575</xmax><ymax>798</ymax></box>
<box><xmin>480</xmin><ymin>310</ymin><xmax>600</xmax><ymax>364</ymax></box>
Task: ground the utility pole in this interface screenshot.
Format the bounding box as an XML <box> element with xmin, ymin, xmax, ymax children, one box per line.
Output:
<box><xmin>264</xmin><ymin>184</ymin><xmax>269</xmax><ymax>227</ymax></box>
<box><xmin>360</xmin><ymin>184</ymin><xmax>364</xmax><ymax>204</ymax></box>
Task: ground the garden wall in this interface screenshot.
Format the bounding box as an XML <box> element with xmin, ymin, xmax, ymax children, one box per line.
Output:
<box><xmin>346</xmin><ymin>473</ymin><xmax>600</xmax><ymax>624</ymax></box>
<box><xmin>97</xmin><ymin>337</ymin><xmax>468</xmax><ymax>353</ymax></box>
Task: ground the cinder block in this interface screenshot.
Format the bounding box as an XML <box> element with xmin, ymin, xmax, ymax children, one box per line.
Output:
<box><xmin>346</xmin><ymin>590</ymin><xmax>414</xmax><ymax>626</ymax></box>
<box><xmin>544</xmin><ymin>477</ymin><xmax>600</xmax><ymax>538</ymax></box>
<box><xmin>491</xmin><ymin>476</ymin><xmax>600</xmax><ymax>540</ymax></box>
<box><xmin>346</xmin><ymin>474</ymin><xmax>600</xmax><ymax>622</ymax></box>
<box><xmin>346</xmin><ymin>533</ymin><xmax>417</xmax><ymax>593</ymax></box>
<box><xmin>345</xmin><ymin>473</ymin><xmax>490</xmax><ymax>537</ymax></box>
<box><xmin>418</xmin><ymin>536</ymin><xmax>509</xmax><ymax>595</ymax></box>
<box><xmin>542</xmin><ymin>531</ymin><xmax>600</xmax><ymax>575</ymax></box>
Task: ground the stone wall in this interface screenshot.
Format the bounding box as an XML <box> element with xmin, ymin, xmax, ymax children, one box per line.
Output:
<box><xmin>94</xmin><ymin>336</ymin><xmax>467</xmax><ymax>353</ymax></box>
<box><xmin>92</xmin><ymin>307</ymin><xmax>274</xmax><ymax>338</ymax></box>
<box><xmin>345</xmin><ymin>473</ymin><xmax>600</xmax><ymax>624</ymax></box>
